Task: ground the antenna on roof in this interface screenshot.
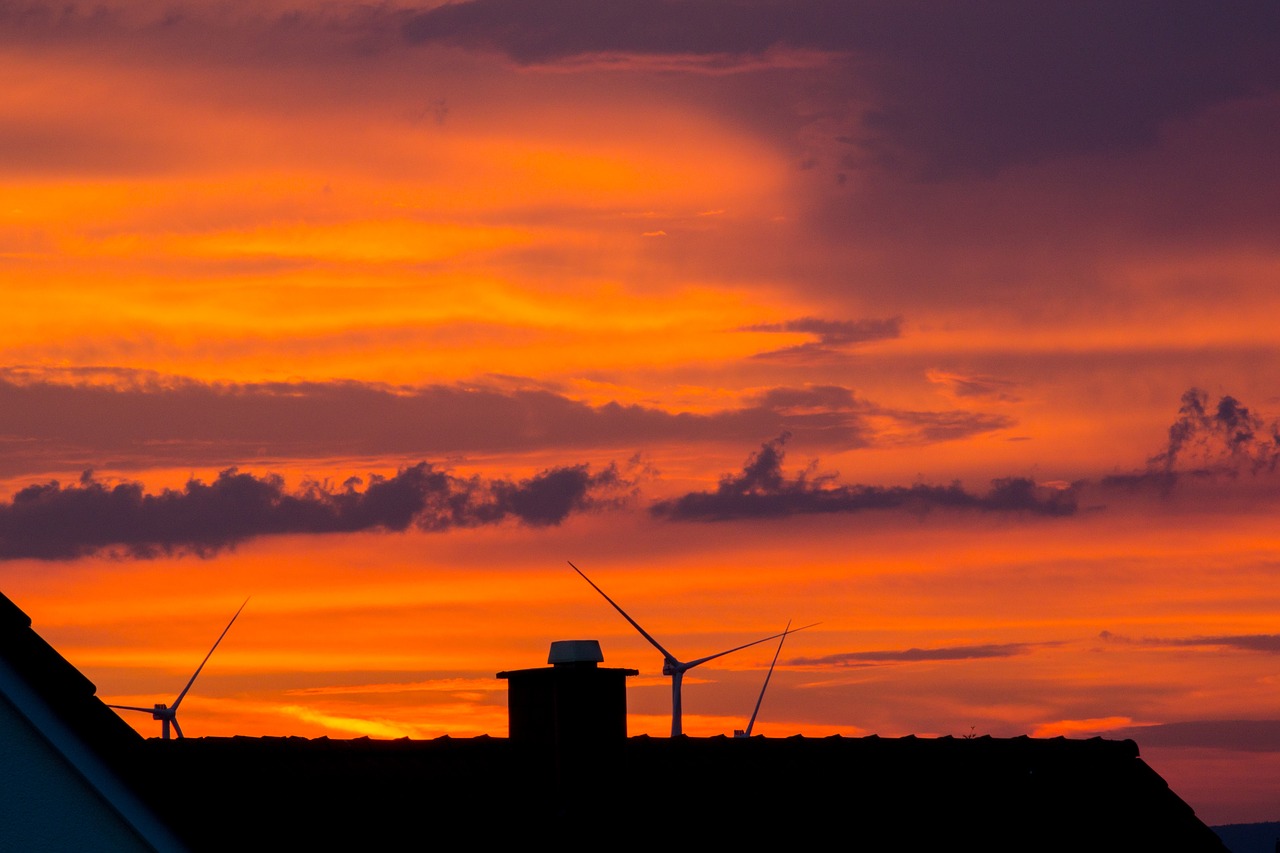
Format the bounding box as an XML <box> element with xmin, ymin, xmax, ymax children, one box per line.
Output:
<box><xmin>108</xmin><ymin>598</ymin><xmax>248</xmax><ymax>740</ymax></box>
<box><xmin>735</xmin><ymin>619</ymin><xmax>790</xmax><ymax>738</ymax></box>
<box><xmin>568</xmin><ymin>561</ymin><xmax>813</xmax><ymax>737</ymax></box>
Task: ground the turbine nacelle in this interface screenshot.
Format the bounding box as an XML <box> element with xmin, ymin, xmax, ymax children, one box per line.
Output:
<box><xmin>107</xmin><ymin>598</ymin><xmax>248</xmax><ymax>740</ymax></box>
<box><xmin>568</xmin><ymin>561</ymin><xmax>813</xmax><ymax>737</ymax></box>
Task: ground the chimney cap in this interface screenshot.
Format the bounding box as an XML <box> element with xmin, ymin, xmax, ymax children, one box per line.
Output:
<box><xmin>548</xmin><ymin>639</ymin><xmax>604</xmax><ymax>666</ymax></box>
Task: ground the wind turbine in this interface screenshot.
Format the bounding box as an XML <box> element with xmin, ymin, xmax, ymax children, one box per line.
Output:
<box><xmin>568</xmin><ymin>561</ymin><xmax>813</xmax><ymax>737</ymax></box>
<box><xmin>108</xmin><ymin>598</ymin><xmax>249</xmax><ymax>740</ymax></box>
<box><xmin>734</xmin><ymin>619</ymin><xmax>789</xmax><ymax>738</ymax></box>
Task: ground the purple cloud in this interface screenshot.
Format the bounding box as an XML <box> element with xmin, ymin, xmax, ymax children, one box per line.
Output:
<box><xmin>743</xmin><ymin>316</ymin><xmax>902</xmax><ymax>359</ymax></box>
<box><xmin>650</xmin><ymin>434</ymin><xmax>1076</xmax><ymax>521</ymax></box>
<box><xmin>0</xmin><ymin>462</ymin><xmax>627</xmax><ymax>560</ymax></box>
<box><xmin>402</xmin><ymin>0</ymin><xmax>1280</xmax><ymax>177</ymax></box>
<box><xmin>791</xmin><ymin>642</ymin><xmax>1036</xmax><ymax>668</ymax></box>
<box><xmin>0</xmin><ymin>371</ymin><xmax>1015</xmax><ymax>477</ymax></box>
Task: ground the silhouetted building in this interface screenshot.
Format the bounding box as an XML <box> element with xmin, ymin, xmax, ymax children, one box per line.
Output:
<box><xmin>0</xmin><ymin>590</ymin><xmax>1230</xmax><ymax>851</ymax></box>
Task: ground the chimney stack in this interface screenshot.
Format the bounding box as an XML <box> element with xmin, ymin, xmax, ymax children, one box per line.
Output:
<box><xmin>497</xmin><ymin>641</ymin><xmax>637</xmax><ymax>745</ymax></box>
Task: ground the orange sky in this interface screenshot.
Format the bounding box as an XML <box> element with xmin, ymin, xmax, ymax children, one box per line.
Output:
<box><xmin>3</xmin><ymin>0</ymin><xmax>1280</xmax><ymax>826</ymax></box>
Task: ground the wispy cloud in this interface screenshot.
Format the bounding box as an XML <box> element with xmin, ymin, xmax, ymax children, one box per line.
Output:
<box><xmin>743</xmin><ymin>316</ymin><xmax>902</xmax><ymax>360</ymax></box>
<box><xmin>926</xmin><ymin>370</ymin><xmax>1022</xmax><ymax>403</ymax></box>
<box><xmin>1170</xmin><ymin>635</ymin><xmax>1280</xmax><ymax>653</ymax></box>
<box><xmin>1101</xmin><ymin>630</ymin><xmax>1280</xmax><ymax>654</ymax></box>
<box><xmin>791</xmin><ymin>642</ymin><xmax>1038</xmax><ymax>668</ymax></box>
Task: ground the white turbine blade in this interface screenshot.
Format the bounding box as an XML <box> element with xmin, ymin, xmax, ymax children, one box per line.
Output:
<box><xmin>568</xmin><ymin>562</ymin><xmax>677</xmax><ymax>662</ymax></box>
<box><xmin>106</xmin><ymin>704</ymin><xmax>159</xmax><ymax>714</ymax></box>
<box><xmin>744</xmin><ymin>620</ymin><xmax>790</xmax><ymax>737</ymax></box>
<box><xmin>171</xmin><ymin>597</ymin><xmax>249</xmax><ymax>711</ymax></box>
<box><xmin>683</xmin><ymin>621</ymin><xmax>819</xmax><ymax>670</ymax></box>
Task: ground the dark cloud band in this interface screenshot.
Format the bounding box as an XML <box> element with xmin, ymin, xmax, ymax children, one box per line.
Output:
<box><xmin>0</xmin><ymin>462</ymin><xmax>626</xmax><ymax>560</ymax></box>
<box><xmin>650</xmin><ymin>434</ymin><xmax>1076</xmax><ymax>521</ymax></box>
<box><xmin>403</xmin><ymin>0</ymin><xmax>1280</xmax><ymax>177</ymax></box>
<box><xmin>0</xmin><ymin>371</ymin><xmax>1011</xmax><ymax>476</ymax></box>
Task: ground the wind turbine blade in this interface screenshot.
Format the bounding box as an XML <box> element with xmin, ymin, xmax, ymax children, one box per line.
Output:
<box><xmin>683</xmin><ymin>621</ymin><xmax>818</xmax><ymax>670</ymax></box>
<box><xmin>683</xmin><ymin>633</ymin><xmax>785</xmax><ymax>669</ymax></box>
<box><xmin>172</xmin><ymin>717</ymin><xmax>184</xmax><ymax>739</ymax></box>
<box><xmin>567</xmin><ymin>562</ymin><xmax>677</xmax><ymax>662</ymax></box>
<box><xmin>171</xmin><ymin>597</ymin><xmax>249</xmax><ymax>711</ymax></box>
<box><xmin>744</xmin><ymin>620</ymin><xmax>790</xmax><ymax>737</ymax></box>
<box><xmin>105</xmin><ymin>704</ymin><xmax>159</xmax><ymax>714</ymax></box>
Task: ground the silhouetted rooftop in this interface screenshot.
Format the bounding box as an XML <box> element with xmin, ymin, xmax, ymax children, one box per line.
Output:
<box><xmin>137</xmin><ymin>732</ymin><xmax>1225</xmax><ymax>851</ymax></box>
<box><xmin>0</xmin><ymin>591</ymin><xmax>1229</xmax><ymax>851</ymax></box>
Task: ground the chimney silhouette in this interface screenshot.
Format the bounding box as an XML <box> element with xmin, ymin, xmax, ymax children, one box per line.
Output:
<box><xmin>497</xmin><ymin>640</ymin><xmax>637</xmax><ymax>745</ymax></box>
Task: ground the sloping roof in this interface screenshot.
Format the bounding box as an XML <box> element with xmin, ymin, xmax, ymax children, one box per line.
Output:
<box><xmin>0</xmin><ymin>591</ymin><xmax>185</xmax><ymax>852</ymax></box>
<box><xmin>0</xmin><ymin>593</ymin><xmax>141</xmax><ymax>760</ymax></box>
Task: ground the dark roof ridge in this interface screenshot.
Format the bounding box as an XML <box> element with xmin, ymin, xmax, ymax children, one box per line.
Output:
<box><xmin>0</xmin><ymin>590</ymin><xmax>140</xmax><ymax>754</ymax></box>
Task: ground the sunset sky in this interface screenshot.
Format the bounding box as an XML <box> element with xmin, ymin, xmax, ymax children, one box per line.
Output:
<box><xmin>3</xmin><ymin>0</ymin><xmax>1280</xmax><ymax>825</ymax></box>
